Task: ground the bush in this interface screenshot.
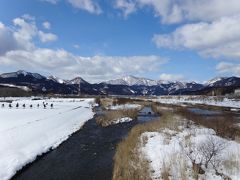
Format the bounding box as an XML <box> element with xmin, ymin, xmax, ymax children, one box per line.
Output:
<box><xmin>96</xmin><ymin>109</ymin><xmax>139</xmax><ymax>127</ymax></box>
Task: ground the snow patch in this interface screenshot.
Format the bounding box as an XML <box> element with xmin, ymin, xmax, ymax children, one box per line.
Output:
<box><xmin>109</xmin><ymin>104</ymin><xmax>141</xmax><ymax>110</ymax></box>
<box><xmin>0</xmin><ymin>98</ymin><xmax>94</xmax><ymax>180</ymax></box>
<box><xmin>156</xmin><ymin>96</ymin><xmax>240</xmax><ymax>108</ymax></box>
<box><xmin>140</xmin><ymin>125</ymin><xmax>240</xmax><ymax>180</ymax></box>
<box><xmin>112</xmin><ymin>117</ymin><xmax>133</xmax><ymax>124</ymax></box>
<box><xmin>0</xmin><ymin>84</ymin><xmax>31</xmax><ymax>91</ymax></box>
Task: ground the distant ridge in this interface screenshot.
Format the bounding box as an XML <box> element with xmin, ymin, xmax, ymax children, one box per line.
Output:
<box><xmin>0</xmin><ymin>70</ymin><xmax>240</xmax><ymax>96</ymax></box>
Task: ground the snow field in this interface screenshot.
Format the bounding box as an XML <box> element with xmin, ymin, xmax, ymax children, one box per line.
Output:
<box><xmin>140</xmin><ymin>122</ymin><xmax>240</xmax><ymax>180</ymax></box>
<box><xmin>157</xmin><ymin>96</ymin><xmax>240</xmax><ymax>109</ymax></box>
<box><xmin>108</xmin><ymin>103</ymin><xmax>142</xmax><ymax>110</ymax></box>
<box><xmin>0</xmin><ymin>97</ymin><xmax>95</xmax><ymax>180</ymax></box>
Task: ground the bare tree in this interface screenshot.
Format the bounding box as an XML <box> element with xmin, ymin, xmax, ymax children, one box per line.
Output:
<box><xmin>180</xmin><ymin>137</ymin><xmax>205</xmax><ymax>177</ymax></box>
<box><xmin>198</xmin><ymin>135</ymin><xmax>227</xmax><ymax>170</ymax></box>
<box><xmin>181</xmin><ymin>134</ymin><xmax>228</xmax><ymax>178</ymax></box>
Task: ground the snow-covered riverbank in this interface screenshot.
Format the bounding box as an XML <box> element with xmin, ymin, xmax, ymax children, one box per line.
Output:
<box><xmin>156</xmin><ymin>96</ymin><xmax>240</xmax><ymax>109</ymax></box>
<box><xmin>108</xmin><ymin>103</ymin><xmax>142</xmax><ymax>110</ymax></box>
<box><xmin>140</xmin><ymin>120</ymin><xmax>240</xmax><ymax>179</ymax></box>
<box><xmin>0</xmin><ymin>98</ymin><xmax>95</xmax><ymax>180</ymax></box>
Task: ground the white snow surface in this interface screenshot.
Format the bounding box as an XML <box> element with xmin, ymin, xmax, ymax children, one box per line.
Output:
<box><xmin>104</xmin><ymin>75</ymin><xmax>158</xmax><ymax>86</ymax></box>
<box><xmin>0</xmin><ymin>84</ymin><xmax>31</xmax><ymax>91</ymax></box>
<box><xmin>48</xmin><ymin>75</ymin><xmax>66</xmax><ymax>84</ymax></box>
<box><xmin>67</xmin><ymin>77</ymin><xmax>87</xmax><ymax>84</ymax></box>
<box><xmin>112</xmin><ymin>117</ymin><xmax>133</xmax><ymax>124</ymax></box>
<box><xmin>140</xmin><ymin>124</ymin><xmax>240</xmax><ymax>180</ymax></box>
<box><xmin>205</xmin><ymin>77</ymin><xmax>226</xmax><ymax>86</ymax></box>
<box><xmin>0</xmin><ymin>97</ymin><xmax>95</xmax><ymax>180</ymax></box>
<box><xmin>156</xmin><ymin>96</ymin><xmax>240</xmax><ymax>109</ymax></box>
<box><xmin>0</xmin><ymin>70</ymin><xmax>44</xmax><ymax>79</ymax></box>
<box><xmin>109</xmin><ymin>103</ymin><xmax>141</xmax><ymax>110</ymax></box>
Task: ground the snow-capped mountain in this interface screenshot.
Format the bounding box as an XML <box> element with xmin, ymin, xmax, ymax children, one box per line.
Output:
<box><xmin>104</xmin><ymin>75</ymin><xmax>199</xmax><ymax>89</ymax></box>
<box><xmin>0</xmin><ymin>70</ymin><xmax>45</xmax><ymax>79</ymax></box>
<box><xmin>205</xmin><ymin>77</ymin><xmax>227</xmax><ymax>86</ymax></box>
<box><xmin>157</xmin><ymin>80</ymin><xmax>171</xmax><ymax>85</ymax></box>
<box><xmin>67</xmin><ymin>77</ymin><xmax>89</xmax><ymax>85</ymax></box>
<box><xmin>104</xmin><ymin>75</ymin><xmax>159</xmax><ymax>86</ymax></box>
<box><xmin>206</xmin><ymin>77</ymin><xmax>240</xmax><ymax>87</ymax></box>
<box><xmin>48</xmin><ymin>76</ymin><xmax>66</xmax><ymax>84</ymax></box>
<box><xmin>0</xmin><ymin>70</ymin><xmax>78</xmax><ymax>94</ymax></box>
<box><xmin>0</xmin><ymin>70</ymin><xmax>240</xmax><ymax>96</ymax></box>
<box><xmin>103</xmin><ymin>75</ymin><xmax>205</xmax><ymax>95</ymax></box>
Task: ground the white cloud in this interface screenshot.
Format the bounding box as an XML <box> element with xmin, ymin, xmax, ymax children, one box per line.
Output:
<box><xmin>115</xmin><ymin>1</ymin><xmax>240</xmax><ymax>61</ymax></box>
<box><xmin>11</xmin><ymin>16</ymin><xmax>58</xmax><ymax>47</ymax></box>
<box><xmin>0</xmin><ymin>49</ymin><xmax>167</xmax><ymax>82</ymax></box>
<box><xmin>38</xmin><ymin>31</ymin><xmax>58</xmax><ymax>42</ymax></box>
<box><xmin>42</xmin><ymin>0</ymin><xmax>102</xmax><ymax>14</ymax></box>
<box><xmin>153</xmin><ymin>15</ymin><xmax>240</xmax><ymax>60</ymax></box>
<box><xmin>42</xmin><ymin>21</ymin><xmax>51</xmax><ymax>29</ymax></box>
<box><xmin>115</xmin><ymin>0</ymin><xmax>136</xmax><ymax>17</ymax></box>
<box><xmin>0</xmin><ymin>16</ymin><xmax>167</xmax><ymax>82</ymax></box>
<box><xmin>115</xmin><ymin>0</ymin><xmax>240</xmax><ymax>24</ymax></box>
<box><xmin>0</xmin><ymin>22</ymin><xmax>21</xmax><ymax>55</ymax></box>
<box><xmin>41</xmin><ymin>0</ymin><xmax>59</xmax><ymax>4</ymax></box>
<box><xmin>67</xmin><ymin>0</ymin><xmax>102</xmax><ymax>14</ymax></box>
<box><xmin>13</xmin><ymin>17</ymin><xmax>38</xmax><ymax>50</ymax></box>
<box><xmin>159</xmin><ymin>73</ymin><xmax>184</xmax><ymax>81</ymax></box>
<box><xmin>137</xmin><ymin>0</ymin><xmax>183</xmax><ymax>24</ymax></box>
<box><xmin>216</xmin><ymin>62</ymin><xmax>240</xmax><ymax>76</ymax></box>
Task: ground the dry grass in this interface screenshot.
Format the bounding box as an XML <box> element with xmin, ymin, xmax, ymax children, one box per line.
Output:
<box><xmin>160</xmin><ymin>153</ymin><xmax>189</xmax><ymax>180</ymax></box>
<box><xmin>158</xmin><ymin>95</ymin><xmax>225</xmax><ymax>102</ymax></box>
<box><xmin>223</xmin><ymin>152</ymin><xmax>240</xmax><ymax>175</ymax></box>
<box><xmin>111</xmin><ymin>99</ymin><xmax>240</xmax><ymax>180</ymax></box>
<box><xmin>98</xmin><ymin>97</ymin><xmax>146</xmax><ymax>109</ymax></box>
<box><xmin>175</xmin><ymin>107</ymin><xmax>240</xmax><ymax>140</ymax></box>
<box><xmin>96</xmin><ymin>109</ymin><xmax>139</xmax><ymax>127</ymax></box>
<box><xmin>112</xmin><ymin>97</ymin><xmax>136</xmax><ymax>105</ymax></box>
<box><xmin>99</xmin><ymin>97</ymin><xmax>115</xmax><ymax>109</ymax></box>
<box><xmin>151</xmin><ymin>102</ymin><xmax>175</xmax><ymax>115</ymax></box>
<box><xmin>161</xmin><ymin>161</ymin><xmax>170</xmax><ymax>180</ymax></box>
<box><xmin>96</xmin><ymin>97</ymin><xmax>149</xmax><ymax>127</ymax></box>
<box><xmin>112</xmin><ymin>113</ymin><xmax>181</xmax><ymax>180</ymax></box>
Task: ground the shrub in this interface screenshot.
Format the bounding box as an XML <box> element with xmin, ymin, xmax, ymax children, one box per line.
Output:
<box><xmin>96</xmin><ymin>109</ymin><xmax>139</xmax><ymax>127</ymax></box>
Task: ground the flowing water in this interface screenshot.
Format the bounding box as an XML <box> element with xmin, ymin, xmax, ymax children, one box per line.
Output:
<box><xmin>12</xmin><ymin>106</ymin><xmax>159</xmax><ymax>180</ymax></box>
<box><xmin>12</xmin><ymin>105</ymin><xmax>240</xmax><ymax>180</ymax></box>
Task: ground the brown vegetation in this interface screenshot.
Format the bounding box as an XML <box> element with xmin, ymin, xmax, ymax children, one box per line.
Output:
<box><xmin>98</xmin><ymin>97</ymin><xmax>152</xmax><ymax>109</ymax></box>
<box><xmin>151</xmin><ymin>102</ymin><xmax>174</xmax><ymax>115</ymax></box>
<box><xmin>113</xmin><ymin>100</ymin><xmax>240</xmax><ymax>180</ymax></box>
<box><xmin>112</xmin><ymin>113</ymin><xmax>181</xmax><ymax>180</ymax></box>
<box><xmin>96</xmin><ymin>109</ymin><xmax>139</xmax><ymax>127</ymax></box>
<box><xmin>175</xmin><ymin>107</ymin><xmax>240</xmax><ymax>140</ymax></box>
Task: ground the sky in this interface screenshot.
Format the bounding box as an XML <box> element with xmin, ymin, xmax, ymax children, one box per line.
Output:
<box><xmin>0</xmin><ymin>0</ymin><xmax>240</xmax><ymax>83</ymax></box>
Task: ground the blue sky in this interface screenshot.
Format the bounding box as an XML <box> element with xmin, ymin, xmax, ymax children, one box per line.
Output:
<box><xmin>0</xmin><ymin>0</ymin><xmax>239</xmax><ymax>82</ymax></box>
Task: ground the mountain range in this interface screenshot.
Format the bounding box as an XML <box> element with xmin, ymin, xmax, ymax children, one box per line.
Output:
<box><xmin>0</xmin><ymin>70</ymin><xmax>240</xmax><ymax>96</ymax></box>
